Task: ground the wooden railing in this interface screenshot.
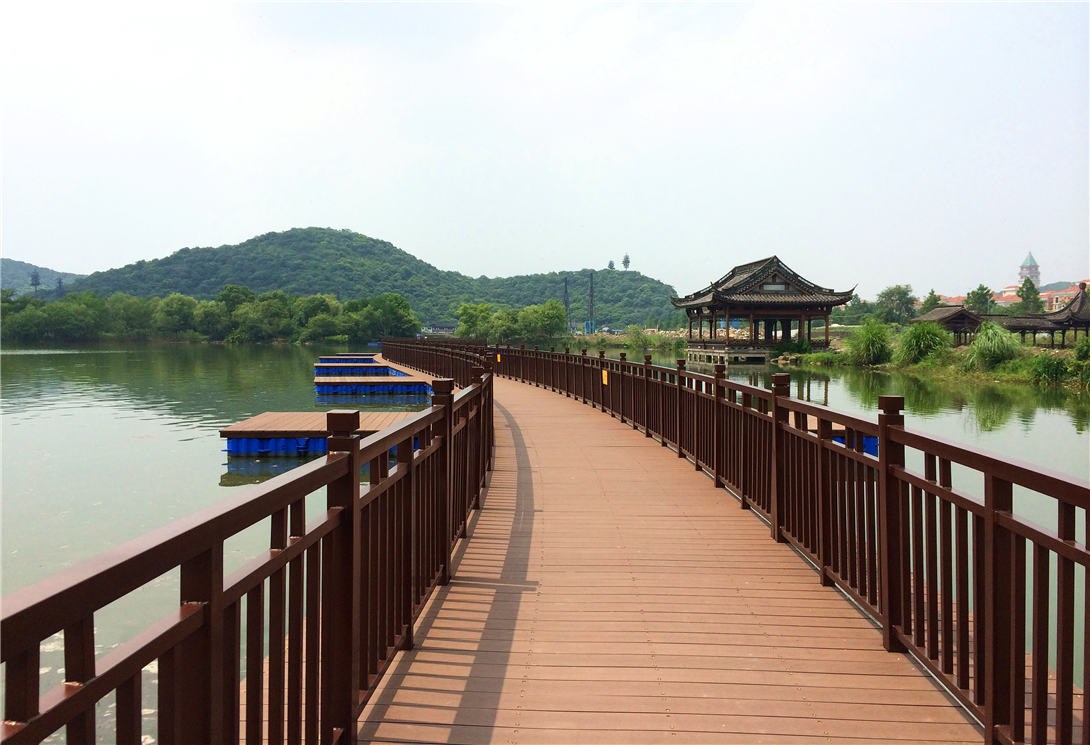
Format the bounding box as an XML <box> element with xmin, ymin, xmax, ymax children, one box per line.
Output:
<box><xmin>388</xmin><ymin>340</ymin><xmax>1089</xmax><ymax>745</ymax></box>
<box><xmin>1</xmin><ymin>370</ymin><xmax>494</xmax><ymax>745</ymax></box>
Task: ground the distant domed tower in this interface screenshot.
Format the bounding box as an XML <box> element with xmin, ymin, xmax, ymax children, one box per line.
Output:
<box><xmin>1019</xmin><ymin>252</ymin><xmax>1040</xmax><ymax>287</ymax></box>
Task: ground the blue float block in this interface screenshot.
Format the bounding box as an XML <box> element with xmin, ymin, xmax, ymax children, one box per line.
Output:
<box><xmin>315</xmin><ymin>383</ymin><xmax>430</xmax><ymax>394</ymax></box>
<box><xmin>226</xmin><ymin>437</ymin><xmax>328</xmax><ymax>456</ymax></box>
<box><xmin>313</xmin><ymin>366</ymin><xmax>410</xmax><ymax>377</ymax></box>
<box><xmin>314</xmin><ymin>393</ymin><xmax>430</xmax><ymax>406</ymax></box>
<box><xmin>225</xmin><ymin>437</ymin><xmax>420</xmax><ymax>458</ymax></box>
<box><xmin>832</xmin><ymin>435</ymin><xmax>879</xmax><ymax>456</ymax></box>
<box><xmin>317</xmin><ymin>356</ymin><xmax>377</xmax><ymax>363</ymax></box>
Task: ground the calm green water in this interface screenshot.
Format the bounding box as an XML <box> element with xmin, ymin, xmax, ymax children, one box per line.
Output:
<box><xmin>1</xmin><ymin>343</ymin><xmax>1087</xmax><ymax>728</ymax></box>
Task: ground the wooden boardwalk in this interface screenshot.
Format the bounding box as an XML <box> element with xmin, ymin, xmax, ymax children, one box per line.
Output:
<box><xmin>358</xmin><ymin>377</ymin><xmax>981</xmax><ymax>744</ymax></box>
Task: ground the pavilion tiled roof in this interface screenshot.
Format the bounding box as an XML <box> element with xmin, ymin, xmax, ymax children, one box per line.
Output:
<box><xmin>671</xmin><ymin>256</ymin><xmax>854</xmax><ymax>310</ymax></box>
<box><xmin>1044</xmin><ymin>283</ymin><xmax>1090</xmax><ymax>324</ymax></box>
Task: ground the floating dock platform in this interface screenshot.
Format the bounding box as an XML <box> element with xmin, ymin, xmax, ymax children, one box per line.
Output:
<box><xmin>317</xmin><ymin>353</ymin><xmax>378</xmax><ymax>363</ymax></box>
<box><xmin>313</xmin><ymin>355</ymin><xmax>434</xmax><ymax>394</ymax></box>
<box><xmin>220</xmin><ymin>410</ymin><xmax>419</xmax><ymax>455</ymax></box>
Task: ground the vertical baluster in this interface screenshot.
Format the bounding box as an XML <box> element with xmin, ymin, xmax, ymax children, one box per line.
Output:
<box><xmin>1009</xmin><ymin>535</ymin><xmax>1026</xmax><ymax>744</ymax></box>
<box><xmin>117</xmin><ymin>672</ymin><xmax>142</xmax><ymax>745</ymax></box>
<box><xmin>399</xmin><ymin>433</ymin><xmax>416</xmax><ymax>651</ymax></box>
<box><xmin>268</xmin><ymin>511</ymin><xmax>287</xmax><ymax>745</ymax></box>
<box><xmin>245</xmin><ymin>585</ymin><xmax>264</xmax><ymax>745</ymax></box>
<box><xmin>911</xmin><ymin>483</ymin><xmax>925</xmax><ymax>649</ymax></box>
<box><xmin>1057</xmin><ymin>503</ymin><xmax>1076</xmax><ymax>745</ymax></box>
<box><xmin>769</xmin><ymin>373</ymin><xmax>789</xmax><ymax>543</ymax></box>
<box><xmin>64</xmin><ymin>616</ymin><xmax>95</xmax><ymax>744</ymax></box>
<box><xmin>956</xmin><ymin>506</ymin><xmax>971</xmax><ymax>692</ymax></box>
<box><xmin>939</xmin><ymin>459</ymin><xmax>954</xmax><ymax>675</ymax></box>
<box><xmin>983</xmin><ymin>474</ymin><xmax>1013</xmax><ymax>744</ymax></box>
<box><xmin>1031</xmin><ymin>544</ymin><xmax>1050</xmax><ymax>745</ymax></box>
<box><xmin>877</xmin><ymin>395</ymin><xmax>906</xmax><ymax>653</ymax></box>
<box><xmin>223</xmin><ymin>601</ymin><xmax>241</xmax><ymax>745</ymax></box>
<box><xmin>287</xmin><ymin>500</ymin><xmax>305</xmax><ymax>744</ymax></box>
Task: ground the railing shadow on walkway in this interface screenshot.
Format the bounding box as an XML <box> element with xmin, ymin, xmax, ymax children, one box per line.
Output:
<box><xmin>358</xmin><ymin>401</ymin><xmax>538</xmax><ymax>742</ymax></box>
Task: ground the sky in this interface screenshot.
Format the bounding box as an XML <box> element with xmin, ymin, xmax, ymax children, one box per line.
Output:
<box><xmin>2</xmin><ymin>2</ymin><xmax>1087</xmax><ymax>300</ymax></box>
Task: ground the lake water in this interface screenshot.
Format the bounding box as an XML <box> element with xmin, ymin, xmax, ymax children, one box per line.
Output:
<box><xmin>1</xmin><ymin>342</ymin><xmax>1088</xmax><ymax>731</ymax></box>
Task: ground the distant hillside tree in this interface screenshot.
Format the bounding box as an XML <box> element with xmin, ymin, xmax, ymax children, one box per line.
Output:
<box><xmin>455</xmin><ymin>303</ymin><xmax>494</xmax><ymax>340</ymax></box>
<box><xmin>622</xmin><ymin>254</ymin><xmax>630</xmax><ymax>270</ymax></box>
<box><xmin>30</xmin><ymin>270</ymin><xmax>40</xmax><ymax>296</ymax></box>
<box><xmin>607</xmin><ymin>260</ymin><xmax>615</xmax><ymax>270</ymax></box>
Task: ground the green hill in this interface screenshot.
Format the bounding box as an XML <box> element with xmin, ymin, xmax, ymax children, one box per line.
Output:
<box><xmin>66</xmin><ymin>228</ymin><xmax>682</xmax><ymax>328</ymax></box>
<box><xmin>1</xmin><ymin>259</ymin><xmax>85</xmax><ymax>297</ymax></box>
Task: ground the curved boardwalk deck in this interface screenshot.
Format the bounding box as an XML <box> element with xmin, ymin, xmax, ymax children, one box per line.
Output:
<box><xmin>359</xmin><ymin>377</ymin><xmax>981</xmax><ymax>744</ymax></box>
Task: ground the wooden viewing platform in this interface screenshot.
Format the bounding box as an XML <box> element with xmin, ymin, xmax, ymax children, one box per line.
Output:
<box><xmin>357</xmin><ymin>377</ymin><xmax>981</xmax><ymax>744</ymax></box>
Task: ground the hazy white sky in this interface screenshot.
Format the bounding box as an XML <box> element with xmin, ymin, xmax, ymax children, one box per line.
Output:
<box><xmin>2</xmin><ymin>2</ymin><xmax>1087</xmax><ymax>300</ymax></box>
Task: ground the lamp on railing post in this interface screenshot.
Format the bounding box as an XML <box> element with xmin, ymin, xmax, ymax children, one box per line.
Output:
<box><xmin>877</xmin><ymin>395</ymin><xmax>907</xmax><ymax>653</ymax></box>
<box><xmin>323</xmin><ymin>409</ymin><xmax>362</xmax><ymax>743</ymax></box>
<box><xmin>769</xmin><ymin>373</ymin><xmax>790</xmax><ymax>543</ymax></box>
<box><xmin>431</xmin><ymin>380</ymin><xmax>455</xmax><ymax>585</ymax></box>
<box><xmin>675</xmin><ymin>360</ymin><xmax>686</xmax><ymax>459</ymax></box>
<box><xmin>643</xmin><ymin>355</ymin><xmax>653</xmax><ymax>437</ymax></box>
<box><xmin>597</xmin><ymin>351</ymin><xmax>606</xmax><ymax>411</ymax></box>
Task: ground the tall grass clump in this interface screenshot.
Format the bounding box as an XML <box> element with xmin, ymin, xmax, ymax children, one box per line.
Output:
<box><xmin>624</xmin><ymin>324</ymin><xmax>650</xmax><ymax>350</ymax></box>
<box><xmin>965</xmin><ymin>322</ymin><xmax>1022</xmax><ymax>371</ymax></box>
<box><xmin>1075</xmin><ymin>336</ymin><xmax>1090</xmax><ymax>362</ymax></box>
<box><xmin>895</xmin><ymin>322</ymin><xmax>951</xmax><ymax>365</ymax></box>
<box><xmin>846</xmin><ymin>318</ymin><xmax>892</xmax><ymax>365</ymax></box>
<box><xmin>1030</xmin><ymin>354</ymin><xmax>1070</xmax><ymax>385</ymax></box>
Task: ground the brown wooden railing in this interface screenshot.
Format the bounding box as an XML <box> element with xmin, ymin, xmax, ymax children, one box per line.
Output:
<box><xmin>388</xmin><ymin>340</ymin><xmax>1089</xmax><ymax>745</ymax></box>
<box><xmin>1</xmin><ymin>370</ymin><xmax>493</xmax><ymax>745</ymax></box>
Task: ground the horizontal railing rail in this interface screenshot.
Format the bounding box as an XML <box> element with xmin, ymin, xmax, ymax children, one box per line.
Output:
<box><xmin>396</xmin><ymin>340</ymin><xmax>1088</xmax><ymax>745</ymax></box>
<box><xmin>2</xmin><ymin>367</ymin><xmax>494</xmax><ymax>745</ymax></box>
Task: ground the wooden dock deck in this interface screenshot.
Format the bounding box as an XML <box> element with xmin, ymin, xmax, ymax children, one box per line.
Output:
<box><xmin>220</xmin><ymin>410</ymin><xmax>418</xmax><ymax>439</ymax></box>
<box><xmin>358</xmin><ymin>377</ymin><xmax>981</xmax><ymax>744</ymax></box>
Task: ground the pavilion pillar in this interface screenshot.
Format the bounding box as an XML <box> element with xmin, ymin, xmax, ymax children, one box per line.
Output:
<box><xmin>711</xmin><ymin>310</ymin><xmax>717</xmax><ymax>341</ymax></box>
<box><xmin>749</xmin><ymin>314</ymin><xmax>756</xmax><ymax>345</ymax></box>
<box><xmin>725</xmin><ymin>312</ymin><xmax>731</xmax><ymax>346</ymax></box>
<box><xmin>824</xmin><ymin>316</ymin><xmax>829</xmax><ymax>347</ymax></box>
<box><xmin>688</xmin><ymin>317</ymin><xmax>694</xmax><ymax>340</ymax></box>
<box><xmin>698</xmin><ymin>312</ymin><xmax>704</xmax><ymax>340</ymax></box>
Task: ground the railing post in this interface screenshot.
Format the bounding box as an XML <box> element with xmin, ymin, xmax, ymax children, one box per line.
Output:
<box><xmin>431</xmin><ymin>379</ymin><xmax>455</xmax><ymax>585</ymax></box>
<box><xmin>815</xmin><ymin>417</ymin><xmax>834</xmax><ymax>586</ymax></box>
<box><xmin>618</xmin><ymin>352</ymin><xmax>627</xmax><ymax>424</ymax></box>
<box><xmin>983</xmin><ymin>473</ymin><xmax>1014</xmax><ymax>745</ymax></box>
<box><xmin>598</xmin><ymin>351</ymin><xmax>607</xmax><ymax>411</ymax></box>
<box><xmin>564</xmin><ymin>348</ymin><xmax>572</xmax><ymax>397</ymax></box>
<box><xmin>172</xmin><ymin>547</ymin><xmax>225</xmax><ymax>744</ymax></box>
<box><xmin>519</xmin><ymin>345</ymin><xmax>526</xmax><ymax>382</ymax></box>
<box><xmin>712</xmin><ymin>364</ymin><xmax>725</xmax><ymax>486</ymax></box>
<box><xmin>675</xmin><ymin>359</ymin><xmax>686</xmax><ymax>458</ymax></box>
<box><xmin>397</xmin><ymin>426</ymin><xmax>416</xmax><ymax>652</ymax></box>
<box><xmin>471</xmin><ymin>365</ymin><xmax>487</xmax><ymax>508</ymax></box>
<box><xmin>877</xmin><ymin>395</ymin><xmax>907</xmax><ymax>653</ymax></box>
<box><xmin>769</xmin><ymin>373</ymin><xmax>789</xmax><ymax>543</ymax></box>
<box><xmin>323</xmin><ymin>410</ymin><xmax>361</xmax><ymax>745</ymax></box>
<box><xmin>644</xmin><ymin>355</ymin><xmax>653</xmax><ymax>438</ymax></box>
<box><xmin>580</xmin><ymin>349</ymin><xmax>588</xmax><ymax>403</ymax></box>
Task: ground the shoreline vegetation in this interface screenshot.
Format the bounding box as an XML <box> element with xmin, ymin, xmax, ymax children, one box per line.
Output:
<box><xmin>781</xmin><ymin>320</ymin><xmax>1090</xmax><ymax>390</ymax></box>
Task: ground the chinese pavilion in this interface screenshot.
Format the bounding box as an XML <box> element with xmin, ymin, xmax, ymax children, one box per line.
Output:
<box><xmin>671</xmin><ymin>257</ymin><xmax>854</xmax><ymax>348</ymax></box>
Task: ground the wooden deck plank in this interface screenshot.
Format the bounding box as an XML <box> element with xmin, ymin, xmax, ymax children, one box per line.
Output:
<box><xmin>357</xmin><ymin>377</ymin><xmax>982</xmax><ymax>744</ymax></box>
<box><xmin>219</xmin><ymin>410</ymin><xmax>417</xmax><ymax>438</ymax></box>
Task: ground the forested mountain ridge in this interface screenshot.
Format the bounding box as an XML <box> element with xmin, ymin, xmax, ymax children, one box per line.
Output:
<box><xmin>1</xmin><ymin>258</ymin><xmax>85</xmax><ymax>297</ymax></box>
<box><xmin>66</xmin><ymin>228</ymin><xmax>682</xmax><ymax>327</ymax></box>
